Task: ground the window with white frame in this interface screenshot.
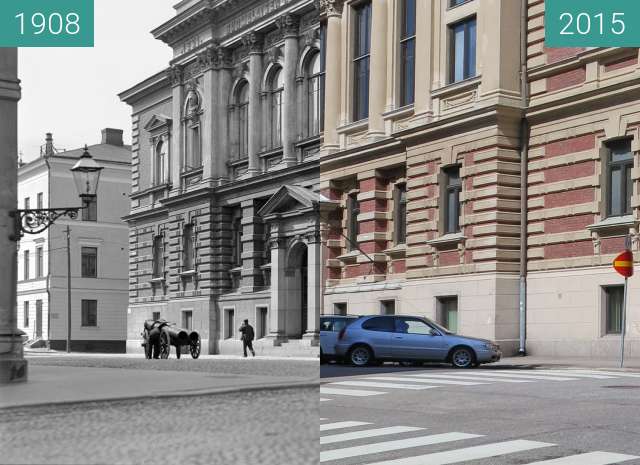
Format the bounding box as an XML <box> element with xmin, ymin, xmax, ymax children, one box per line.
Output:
<box><xmin>605</xmin><ymin>139</ymin><xmax>633</xmax><ymax>218</ymax></box>
<box><xmin>184</xmin><ymin>87</ymin><xmax>202</xmax><ymax>170</ymax></box>
<box><xmin>152</xmin><ymin>235</ymin><xmax>164</xmax><ymax>278</ymax></box>
<box><xmin>353</xmin><ymin>1</ymin><xmax>371</xmax><ymax>121</ymax></box>
<box><xmin>604</xmin><ymin>286</ymin><xmax>624</xmax><ymax>335</ymax></box>
<box><xmin>155</xmin><ymin>139</ymin><xmax>167</xmax><ymax>185</ymax></box>
<box><xmin>394</xmin><ymin>184</ymin><xmax>407</xmax><ymax>245</ymax></box>
<box><xmin>225</xmin><ymin>308</ymin><xmax>235</xmax><ymax>339</ymax></box>
<box><xmin>400</xmin><ymin>0</ymin><xmax>416</xmax><ymax>106</ymax></box>
<box><xmin>235</xmin><ymin>81</ymin><xmax>250</xmax><ymax>159</ymax></box>
<box><xmin>81</xmin><ymin>299</ymin><xmax>98</xmax><ymax>327</ymax></box>
<box><xmin>182</xmin><ymin>223</ymin><xmax>195</xmax><ymax>272</ymax></box>
<box><xmin>449</xmin><ymin>16</ymin><xmax>476</xmax><ymax>83</ymax></box>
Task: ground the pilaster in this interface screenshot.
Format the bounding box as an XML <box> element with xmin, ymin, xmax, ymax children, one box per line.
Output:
<box><xmin>280</xmin><ymin>14</ymin><xmax>300</xmax><ymax>166</ymax></box>
<box><xmin>244</xmin><ymin>32</ymin><xmax>264</xmax><ymax>176</ymax></box>
<box><xmin>321</xmin><ymin>1</ymin><xmax>343</xmax><ymax>152</ymax></box>
<box><xmin>168</xmin><ymin>65</ymin><xmax>185</xmax><ymax>194</ymax></box>
<box><xmin>367</xmin><ymin>0</ymin><xmax>388</xmax><ymax>139</ymax></box>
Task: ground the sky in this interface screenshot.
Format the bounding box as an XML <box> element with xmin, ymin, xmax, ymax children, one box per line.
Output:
<box><xmin>18</xmin><ymin>0</ymin><xmax>176</xmax><ymax>162</ymax></box>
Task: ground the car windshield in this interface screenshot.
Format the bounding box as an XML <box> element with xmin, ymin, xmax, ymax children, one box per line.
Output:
<box><xmin>423</xmin><ymin>317</ymin><xmax>453</xmax><ymax>335</ymax></box>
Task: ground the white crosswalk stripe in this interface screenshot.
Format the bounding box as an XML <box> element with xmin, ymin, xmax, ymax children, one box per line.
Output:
<box><xmin>320</xmin><ymin>387</ymin><xmax>385</xmax><ymax>397</ymax></box>
<box><xmin>523</xmin><ymin>451</ymin><xmax>640</xmax><ymax>464</ymax></box>
<box><xmin>320</xmin><ymin>426</ymin><xmax>425</xmax><ymax>445</ymax></box>
<box><xmin>555</xmin><ymin>369</ymin><xmax>640</xmax><ymax>378</ymax></box>
<box><xmin>435</xmin><ymin>371</ymin><xmax>580</xmax><ymax>381</ymax></box>
<box><xmin>320</xmin><ymin>421</ymin><xmax>371</xmax><ymax>432</ymax></box>
<box><xmin>319</xmin><ymin>418</ymin><xmax>639</xmax><ymax>465</ymax></box>
<box><xmin>330</xmin><ymin>380</ymin><xmax>436</xmax><ymax>390</ymax></box>
<box><xmin>320</xmin><ymin>432</ymin><xmax>481</xmax><ymax>462</ymax></box>
<box><xmin>320</xmin><ymin>398</ymin><xmax>331</xmax><ymax>402</ymax></box>
<box><xmin>367</xmin><ymin>375</ymin><xmax>486</xmax><ymax>386</ymax></box>
<box><xmin>397</xmin><ymin>373</ymin><xmax>532</xmax><ymax>383</ymax></box>
<box><xmin>518</xmin><ymin>370</ymin><xmax>616</xmax><ymax>380</ymax></box>
<box><xmin>359</xmin><ymin>439</ymin><xmax>556</xmax><ymax>465</ymax></box>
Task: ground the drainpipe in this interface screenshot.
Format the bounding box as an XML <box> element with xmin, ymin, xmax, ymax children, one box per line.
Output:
<box><xmin>518</xmin><ymin>0</ymin><xmax>530</xmax><ymax>356</ymax></box>
<box><xmin>45</xmin><ymin>156</ymin><xmax>52</xmax><ymax>348</ymax></box>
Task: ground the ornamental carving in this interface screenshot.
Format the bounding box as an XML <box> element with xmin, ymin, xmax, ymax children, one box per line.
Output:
<box><xmin>319</xmin><ymin>0</ymin><xmax>344</xmax><ymax>16</ymax></box>
<box><xmin>304</xmin><ymin>28</ymin><xmax>320</xmax><ymax>47</ymax></box>
<box><xmin>167</xmin><ymin>65</ymin><xmax>184</xmax><ymax>87</ymax></box>
<box><xmin>215</xmin><ymin>47</ymin><xmax>233</xmax><ymax>69</ymax></box>
<box><xmin>196</xmin><ymin>46</ymin><xmax>216</xmax><ymax>72</ymax></box>
<box><xmin>266</xmin><ymin>46</ymin><xmax>282</xmax><ymax>64</ymax></box>
<box><xmin>184</xmin><ymin>81</ymin><xmax>201</xmax><ymax>116</ymax></box>
<box><xmin>242</xmin><ymin>32</ymin><xmax>264</xmax><ymax>54</ymax></box>
<box><xmin>276</xmin><ymin>13</ymin><xmax>299</xmax><ymax>37</ymax></box>
<box><xmin>232</xmin><ymin>62</ymin><xmax>248</xmax><ymax>80</ymax></box>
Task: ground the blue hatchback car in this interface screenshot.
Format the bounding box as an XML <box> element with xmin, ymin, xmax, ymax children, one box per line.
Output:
<box><xmin>334</xmin><ymin>315</ymin><xmax>501</xmax><ymax>368</ymax></box>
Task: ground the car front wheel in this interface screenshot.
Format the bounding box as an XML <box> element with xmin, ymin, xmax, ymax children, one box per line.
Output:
<box><xmin>450</xmin><ymin>347</ymin><xmax>474</xmax><ymax>369</ymax></box>
<box><xmin>349</xmin><ymin>345</ymin><xmax>373</xmax><ymax>367</ymax></box>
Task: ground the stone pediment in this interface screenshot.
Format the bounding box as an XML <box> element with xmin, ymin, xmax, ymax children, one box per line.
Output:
<box><xmin>259</xmin><ymin>185</ymin><xmax>324</xmax><ymax>217</ymax></box>
<box><xmin>143</xmin><ymin>114</ymin><xmax>172</xmax><ymax>133</ymax></box>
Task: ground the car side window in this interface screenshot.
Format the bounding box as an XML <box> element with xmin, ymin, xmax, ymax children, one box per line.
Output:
<box><xmin>396</xmin><ymin>318</ymin><xmax>433</xmax><ymax>335</ymax></box>
<box><xmin>333</xmin><ymin>319</ymin><xmax>349</xmax><ymax>332</ymax></box>
<box><xmin>361</xmin><ymin>317</ymin><xmax>395</xmax><ymax>332</ymax></box>
<box><xmin>320</xmin><ymin>319</ymin><xmax>333</xmax><ymax>332</ymax></box>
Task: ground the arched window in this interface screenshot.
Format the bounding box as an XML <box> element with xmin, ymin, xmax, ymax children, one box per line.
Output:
<box><xmin>237</xmin><ymin>82</ymin><xmax>249</xmax><ymax>159</ymax></box>
<box><xmin>269</xmin><ymin>68</ymin><xmax>284</xmax><ymax>149</ymax></box>
<box><xmin>306</xmin><ymin>52</ymin><xmax>322</xmax><ymax>137</ymax></box>
<box><xmin>184</xmin><ymin>87</ymin><xmax>202</xmax><ymax>170</ymax></box>
<box><xmin>155</xmin><ymin>139</ymin><xmax>166</xmax><ymax>185</ymax></box>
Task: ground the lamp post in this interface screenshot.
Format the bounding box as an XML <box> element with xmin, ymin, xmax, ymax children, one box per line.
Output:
<box><xmin>10</xmin><ymin>145</ymin><xmax>103</xmax><ymax>355</ymax></box>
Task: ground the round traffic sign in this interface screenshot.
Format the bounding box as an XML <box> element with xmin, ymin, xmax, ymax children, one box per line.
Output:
<box><xmin>613</xmin><ymin>250</ymin><xmax>634</xmax><ymax>278</ymax></box>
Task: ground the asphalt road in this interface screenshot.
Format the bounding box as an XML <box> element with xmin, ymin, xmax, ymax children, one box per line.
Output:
<box><xmin>1</xmin><ymin>387</ymin><xmax>318</xmax><ymax>465</ymax></box>
<box><xmin>320</xmin><ymin>363</ymin><xmax>640</xmax><ymax>464</ymax></box>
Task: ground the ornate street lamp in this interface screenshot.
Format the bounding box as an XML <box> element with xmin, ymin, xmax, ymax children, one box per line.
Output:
<box><xmin>9</xmin><ymin>145</ymin><xmax>103</xmax><ymax>241</ymax></box>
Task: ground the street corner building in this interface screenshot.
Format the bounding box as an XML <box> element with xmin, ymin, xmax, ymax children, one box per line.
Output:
<box><xmin>119</xmin><ymin>0</ymin><xmax>322</xmax><ymax>356</ymax></box>
<box><xmin>17</xmin><ymin>130</ymin><xmax>131</xmax><ymax>353</ymax></box>
<box><xmin>319</xmin><ymin>0</ymin><xmax>640</xmax><ymax>358</ymax></box>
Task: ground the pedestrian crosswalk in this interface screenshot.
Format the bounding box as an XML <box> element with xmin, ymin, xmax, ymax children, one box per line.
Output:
<box><xmin>319</xmin><ymin>418</ymin><xmax>639</xmax><ymax>464</ymax></box>
<box><xmin>320</xmin><ymin>368</ymin><xmax>640</xmax><ymax>399</ymax></box>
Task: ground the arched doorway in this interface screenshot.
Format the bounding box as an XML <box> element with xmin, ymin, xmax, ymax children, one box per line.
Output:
<box><xmin>288</xmin><ymin>242</ymin><xmax>308</xmax><ymax>338</ymax></box>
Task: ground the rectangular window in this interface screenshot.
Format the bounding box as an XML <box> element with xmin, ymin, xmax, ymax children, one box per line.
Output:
<box><xmin>257</xmin><ymin>307</ymin><xmax>268</xmax><ymax>339</ymax></box>
<box><xmin>604</xmin><ymin>286</ymin><xmax>624</xmax><ymax>334</ymax></box>
<box><xmin>152</xmin><ymin>311</ymin><xmax>161</xmax><ymax>321</ymax></box>
<box><xmin>347</xmin><ymin>193</ymin><xmax>360</xmax><ymax>251</ymax></box>
<box><xmin>400</xmin><ymin>0</ymin><xmax>416</xmax><ymax>106</ymax></box>
<box><xmin>334</xmin><ymin>303</ymin><xmax>347</xmax><ymax>315</ymax></box>
<box><xmin>81</xmin><ymin>300</ymin><xmax>98</xmax><ymax>327</ymax></box>
<box><xmin>449</xmin><ymin>17</ymin><xmax>477</xmax><ymax>83</ymax></box>
<box><xmin>152</xmin><ymin>235</ymin><xmax>164</xmax><ymax>278</ymax></box>
<box><xmin>37</xmin><ymin>192</ymin><xmax>43</xmax><ymax>209</ymax></box>
<box><xmin>23</xmin><ymin>301</ymin><xmax>29</xmax><ymax>328</ymax></box>
<box><xmin>394</xmin><ymin>184</ymin><xmax>407</xmax><ymax>245</ymax></box>
<box><xmin>380</xmin><ymin>300</ymin><xmax>396</xmax><ymax>315</ymax></box>
<box><xmin>183</xmin><ymin>224</ymin><xmax>194</xmax><ymax>271</ymax></box>
<box><xmin>225</xmin><ymin>308</ymin><xmax>235</xmax><ymax>339</ymax></box>
<box><xmin>182</xmin><ymin>311</ymin><xmax>193</xmax><ymax>331</ymax></box>
<box><xmin>232</xmin><ymin>213</ymin><xmax>243</xmax><ymax>267</ymax></box>
<box><xmin>82</xmin><ymin>197</ymin><xmax>97</xmax><ymax>222</ymax></box>
<box><xmin>81</xmin><ymin>247</ymin><xmax>97</xmax><ymax>278</ymax></box>
<box><xmin>443</xmin><ymin>166</ymin><xmax>462</xmax><ymax>234</ymax></box>
<box><xmin>23</xmin><ymin>250</ymin><xmax>29</xmax><ymax>281</ymax></box>
<box><xmin>319</xmin><ymin>21</ymin><xmax>327</xmax><ymax>132</ymax></box>
<box><xmin>450</xmin><ymin>0</ymin><xmax>469</xmax><ymax>7</ymax></box>
<box><xmin>438</xmin><ymin>296</ymin><xmax>458</xmax><ymax>333</ymax></box>
<box><xmin>353</xmin><ymin>1</ymin><xmax>371</xmax><ymax>121</ymax></box>
<box><xmin>36</xmin><ymin>246</ymin><xmax>43</xmax><ymax>278</ymax></box>
<box><xmin>35</xmin><ymin>300</ymin><xmax>42</xmax><ymax>339</ymax></box>
<box><xmin>606</xmin><ymin>139</ymin><xmax>633</xmax><ymax>217</ymax></box>
<box><xmin>24</xmin><ymin>197</ymin><xmax>30</xmax><ymax>210</ymax></box>
<box><xmin>188</xmin><ymin>125</ymin><xmax>202</xmax><ymax>168</ymax></box>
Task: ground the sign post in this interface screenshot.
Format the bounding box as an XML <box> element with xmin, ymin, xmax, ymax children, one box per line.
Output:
<box><xmin>613</xmin><ymin>240</ymin><xmax>634</xmax><ymax>368</ymax></box>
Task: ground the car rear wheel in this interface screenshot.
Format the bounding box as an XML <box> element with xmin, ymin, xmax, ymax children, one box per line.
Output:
<box><xmin>349</xmin><ymin>345</ymin><xmax>373</xmax><ymax>367</ymax></box>
<box><xmin>450</xmin><ymin>347</ymin><xmax>474</xmax><ymax>369</ymax></box>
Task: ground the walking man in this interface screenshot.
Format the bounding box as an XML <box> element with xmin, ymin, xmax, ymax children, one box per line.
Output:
<box><xmin>239</xmin><ymin>319</ymin><xmax>256</xmax><ymax>357</ymax></box>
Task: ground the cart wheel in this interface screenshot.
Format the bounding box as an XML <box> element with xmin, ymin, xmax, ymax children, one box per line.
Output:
<box><xmin>159</xmin><ymin>329</ymin><xmax>170</xmax><ymax>359</ymax></box>
<box><xmin>190</xmin><ymin>334</ymin><xmax>201</xmax><ymax>359</ymax></box>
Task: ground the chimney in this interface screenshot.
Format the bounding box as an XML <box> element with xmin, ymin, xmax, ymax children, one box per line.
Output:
<box><xmin>101</xmin><ymin>128</ymin><xmax>124</xmax><ymax>146</ymax></box>
<box><xmin>44</xmin><ymin>132</ymin><xmax>54</xmax><ymax>157</ymax></box>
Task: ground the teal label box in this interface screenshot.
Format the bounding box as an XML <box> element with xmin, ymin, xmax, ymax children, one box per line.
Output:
<box><xmin>0</xmin><ymin>0</ymin><xmax>94</xmax><ymax>47</ymax></box>
<box><xmin>546</xmin><ymin>0</ymin><xmax>640</xmax><ymax>47</ymax></box>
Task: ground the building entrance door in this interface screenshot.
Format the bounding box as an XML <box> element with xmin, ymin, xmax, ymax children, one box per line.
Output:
<box><xmin>300</xmin><ymin>252</ymin><xmax>308</xmax><ymax>337</ymax></box>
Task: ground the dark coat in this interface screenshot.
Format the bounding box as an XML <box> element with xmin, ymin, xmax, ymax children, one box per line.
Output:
<box><xmin>239</xmin><ymin>323</ymin><xmax>255</xmax><ymax>342</ymax></box>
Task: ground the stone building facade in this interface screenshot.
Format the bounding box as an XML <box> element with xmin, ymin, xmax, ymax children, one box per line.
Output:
<box><xmin>319</xmin><ymin>0</ymin><xmax>640</xmax><ymax>358</ymax></box>
<box><xmin>120</xmin><ymin>0</ymin><xmax>321</xmax><ymax>355</ymax></box>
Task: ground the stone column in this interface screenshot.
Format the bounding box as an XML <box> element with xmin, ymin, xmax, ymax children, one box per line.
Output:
<box><xmin>215</xmin><ymin>47</ymin><xmax>233</xmax><ymax>185</ymax></box>
<box><xmin>304</xmin><ymin>233</ymin><xmax>321</xmax><ymax>343</ymax></box>
<box><xmin>268</xmin><ymin>233</ymin><xmax>287</xmax><ymax>343</ymax></box>
<box><xmin>0</xmin><ymin>48</ymin><xmax>27</xmax><ymax>383</ymax></box>
<box><xmin>413</xmin><ymin>0</ymin><xmax>433</xmax><ymax>117</ymax></box>
<box><xmin>199</xmin><ymin>47</ymin><xmax>218</xmax><ymax>184</ymax></box>
<box><xmin>367</xmin><ymin>0</ymin><xmax>388</xmax><ymax>139</ymax></box>
<box><xmin>244</xmin><ymin>33</ymin><xmax>264</xmax><ymax>176</ymax></box>
<box><xmin>321</xmin><ymin>1</ymin><xmax>343</xmax><ymax>152</ymax></box>
<box><xmin>280</xmin><ymin>14</ymin><xmax>300</xmax><ymax>166</ymax></box>
<box><xmin>168</xmin><ymin>65</ymin><xmax>184</xmax><ymax>193</ymax></box>
<box><xmin>239</xmin><ymin>199</ymin><xmax>263</xmax><ymax>293</ymax></box>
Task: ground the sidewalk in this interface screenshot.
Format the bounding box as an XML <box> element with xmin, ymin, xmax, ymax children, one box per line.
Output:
<box><xmin>495</xmin><ymin>355</ymin><xmax>640</xmax><ymax>371</ymax></box>
<box><xmin>0</xmin><ymin>364</ymin><xmax>318</xmax><ymax>410</ymax></box>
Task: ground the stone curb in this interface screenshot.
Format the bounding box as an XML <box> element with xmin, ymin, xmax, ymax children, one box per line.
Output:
<box><xmin>0</xmin><ymin>379</ymin><xmax>319</xmax><ymax>411</ymax></box>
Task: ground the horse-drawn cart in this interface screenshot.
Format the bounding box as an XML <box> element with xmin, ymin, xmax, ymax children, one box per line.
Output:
<box><xmin>141</xmin><ymin>319</ymin><xmax>201</xmax><ymax>359</ymax></box>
